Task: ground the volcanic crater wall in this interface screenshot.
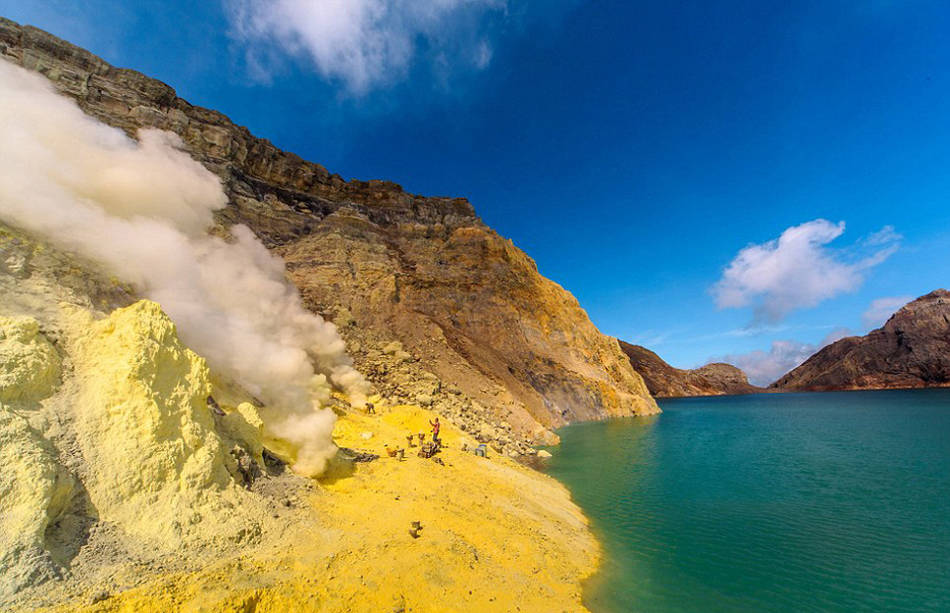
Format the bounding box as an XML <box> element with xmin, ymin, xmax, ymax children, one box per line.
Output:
<box><xmin>772</xmin><ymin>290</ymin><xmax>950</xmax><ymax>392</ymax></box>
<box><xmin>0</xmin><ymin>17</ymin><xmax>657</xmax><ymax>451</ymax></box>
<box><xmin>620</xmin><ymin>342</ymin><xmax>763</xmax><ymax>397</ymax></box>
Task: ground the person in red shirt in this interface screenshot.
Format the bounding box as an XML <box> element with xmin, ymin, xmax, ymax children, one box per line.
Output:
<box><xmin>430</xmin><ymin>417</ymin><xmax>441</xmax><ymax>447</ymax></box>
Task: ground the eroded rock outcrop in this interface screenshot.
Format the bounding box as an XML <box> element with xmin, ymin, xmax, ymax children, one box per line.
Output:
<box><xmin>772</xmin><ymin>290</ymin><xmax>950</xmax><ymax>391</ymax></box>
<box><xmin>0</xmin><ymin>17</ymin><xmax>658</xmax><ymax>453</ymax></box>
<box><xmin>620</xmin><ymin>342</ymin><xmax>763</xmax><ymax>397</ymax></box>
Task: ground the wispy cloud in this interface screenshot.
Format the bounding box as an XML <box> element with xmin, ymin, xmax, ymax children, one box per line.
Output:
<box><xmin>657</xmin><ymin>322</ymin><xmax>836</xmax><ymax>347</ymax></box>
<box><xmin>712</xmin><ymin>219</ymin><xmax>901</xmax><ymax>324</ymax></box>
<box><xmin>713</xmin><ymin>328</ymin><xmax>852</xmax><ymax>386</ymax></box>
<box><xmin>627</xmin><ymin>330</ymin><xmax>676</xmax><ymax>348</ymax></box>
<box><xmin>225</xmin><ymin>0</ymin><xmax>506</xmax><ymax>94</ymax></box>
<box><xmin>861</xmin><ymin>295</ymin><xmax>912</xmax><ymax>330</ymax></box>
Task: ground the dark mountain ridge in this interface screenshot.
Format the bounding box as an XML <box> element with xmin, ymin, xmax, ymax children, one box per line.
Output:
<box><xmin>620</xmin><ymin>341</ymin><xmax>763</xmax><ymax>398</ymax></box>
<box><xmin>772</xmin><ymin>290</ymin><xmax>950</xmax><ymax>392</ymax></box>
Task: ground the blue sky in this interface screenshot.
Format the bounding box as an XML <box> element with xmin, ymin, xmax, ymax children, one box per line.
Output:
<box><xmin>4</xmin><ymin>0</ymin><xmax>949</xmax><ymax>383</ymax></box>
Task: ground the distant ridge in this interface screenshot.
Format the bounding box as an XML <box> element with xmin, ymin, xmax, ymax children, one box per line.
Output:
<box><xmin>620</xmin><ymin>342</ymin><xmax>763</xmax><ymax>398</ymax></box>
<box><xmin>772</xmin><ymin>289</ymin><xmax>950</xmax><ymax>391</ymax></box>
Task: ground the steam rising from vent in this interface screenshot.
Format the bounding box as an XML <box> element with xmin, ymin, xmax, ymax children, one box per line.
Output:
<box><xmin>0</xmin><ymin>60</ymin><xmax>369</xmax><ymax>476</ymax></box>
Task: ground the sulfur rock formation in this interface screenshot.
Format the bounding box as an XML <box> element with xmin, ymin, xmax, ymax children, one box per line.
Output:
<box><xmin>0</xmin><ymin>315</ymin><xmax>62</xmax><ymax>404</ymax></box>
<box><xmin>0</xmin><ymin>238</ymin><xmax>288</xmax><ymax>603</ymax></box>
<box><xmin>0</xmin><ymin>224</ymin><xmax>295</xmax><ymax>608</ymax></box>
<box><xmin>0</xmin><ymin>17</ymin><xmax>658</xmax><ymax>459</ymax></box>
<box><xmin>63</xmin><ymin>301</ymin><xmax>267</xmax><ymax>548</ymax></box>
<box><xmin>0</xmin><ymin>316</ymin><xmax>72</xmax><ymax>599</ymax></box>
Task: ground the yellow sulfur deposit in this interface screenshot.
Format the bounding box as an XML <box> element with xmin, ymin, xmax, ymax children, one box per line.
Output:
<box><xmin>0</xmin><ymin>407</ymin><xmax>75</xmax><ymax>600</ymax></box>
<box><xmin>221</xmin><ymin>402</ymin><xmax>266</xmax><ymax>464</ymax></box>
<box><xmin>311</xmin><ymin>407</ymin><xmax>600</xmax><ymax>612</ymax></box>
<box><xmin>0</xmin><ymin>315</ymin><xmax>74</xmax><ymax>600</ymax></box>
<box><xmin>36</xmin><ymin>405</ymin><xmax>599</xmax><ymax>613</ymax></box>
<box><xmin>63</xmin><ymin>301</ymin><xmax>271</xmax><ymax>549</ymax></box>
<box><xmin>0</xmin><ymin>314</ymin><xmax>61</xmax><ymax>404</ymax></box>
<box><xmin>2</xmin><ymin>299</ymin><xmax>599</xmax><ymax>612</ymax></box>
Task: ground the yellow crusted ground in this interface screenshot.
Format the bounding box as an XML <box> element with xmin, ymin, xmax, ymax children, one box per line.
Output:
<box><xmin>40</xmin><ymin>405</ymin><xmax>599</xmax><ymax>613</ymax></box>
<box><xmin>3</xmin><ymin>300</ymin><xmax>598</xmax><ymax>611</ymax></box>
<box><xmin>314</xmin><ymin>407</ymin><xmax>599</xmax><ymax>612</ymax></box>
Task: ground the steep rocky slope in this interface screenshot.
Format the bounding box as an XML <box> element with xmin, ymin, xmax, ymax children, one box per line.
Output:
<box><xmin>0</xmin><ymin>244</ymin><xmax>597</xmax><ymax>610</ymax></box>
<box><xmin>620</xmin><ymin>342</ymin><xmax>763</xmax><ymax>397</ymax></box>
<box><xmin>0</xmin><ymin>17</ymin><xmax>657</xmax><ymax>455</ymax></box>
<box><xmin>772</xmin><ymin>290</ymin><xmax>950</xmax><ymax>392</ymax></box>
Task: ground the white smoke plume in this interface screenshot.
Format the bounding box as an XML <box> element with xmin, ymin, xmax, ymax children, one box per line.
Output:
<box><xmin>0</xmin><ymin>60</ymin><xmax>369</xmax><ymax>476</ymax></box>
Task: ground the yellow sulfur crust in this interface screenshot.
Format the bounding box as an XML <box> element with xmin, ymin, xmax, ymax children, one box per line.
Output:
<box><xmin>5</xmin><ymin>301</ymin><xmax>599</xmax><ymax>612</ymax></box>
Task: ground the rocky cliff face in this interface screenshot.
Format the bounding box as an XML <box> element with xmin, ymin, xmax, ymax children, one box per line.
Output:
<box><xmin>772</xmin><ymin>290</ymin><xmax>950</xmax><ymax>392</ymax></box>
<box><xmin>0</xmin><ymin>17</ymin><xmax>657</xmax><ymax>453</ymax></box>
<box><xmin>620</xmin><ymin>342</ymin><xmax>763</xmax><ymax>397</ymax></box>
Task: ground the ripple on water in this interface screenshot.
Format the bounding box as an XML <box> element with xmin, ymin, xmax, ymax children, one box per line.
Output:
<box><xmin>546</xmin><ymin>390</ymin><xmax>950</xmax><ymax>613</ymax></box>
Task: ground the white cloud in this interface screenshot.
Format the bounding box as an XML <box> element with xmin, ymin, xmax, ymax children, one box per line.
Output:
<box><xmin>718</xmin><ymin>340</ymin><xmax>816</xmax><ymax>387</ymax></box>
<box><xmin>474</xmin><ymin>39</ymin><xmax>494</xmax><ymax>69</ymax></box>
<box><xmin>863</xmin><ymin>224</ymin><xmax>901</xmax><ymax>246</ymax></box>
<box><xmin>714</xmin><ymin>328</ymin><xmax>852</xmax><ymax>386</ymax></box>
<box><xmin>712</xmin><ymin>219</ymin><xmax>900</xmax><ymax>323</ymax></box>
<box><xmin>861</xmin><ymin>295</ymin><xmax>912</xmax><ymax>330</ymax></box>
<box><xmin>225</xmin><ymin>0</ymin><xmax>506</xmax><ymax>93</ymax></box>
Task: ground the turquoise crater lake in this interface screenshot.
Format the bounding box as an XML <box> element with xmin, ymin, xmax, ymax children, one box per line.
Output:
<box><xmin>545</xmin><ymin>389</ymin><xmax>950</xmax><ymax>612</ymax></box>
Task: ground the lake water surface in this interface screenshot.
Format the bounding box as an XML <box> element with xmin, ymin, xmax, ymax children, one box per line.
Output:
<box><xmin>546</xmin><ymin>390</ymin><xmax>950</xmax><ymax>612</ymax></box>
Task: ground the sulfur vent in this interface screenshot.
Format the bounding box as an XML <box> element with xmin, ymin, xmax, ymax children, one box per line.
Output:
<box><xmin>64</xmin><ymin>300</ymin><xmax>267</xmax><ymax>548</ymax></box>
<box><xmin>0</xmin><ymin>293</ymin><xmax>306</xmax><ymax>609</ymax></box>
